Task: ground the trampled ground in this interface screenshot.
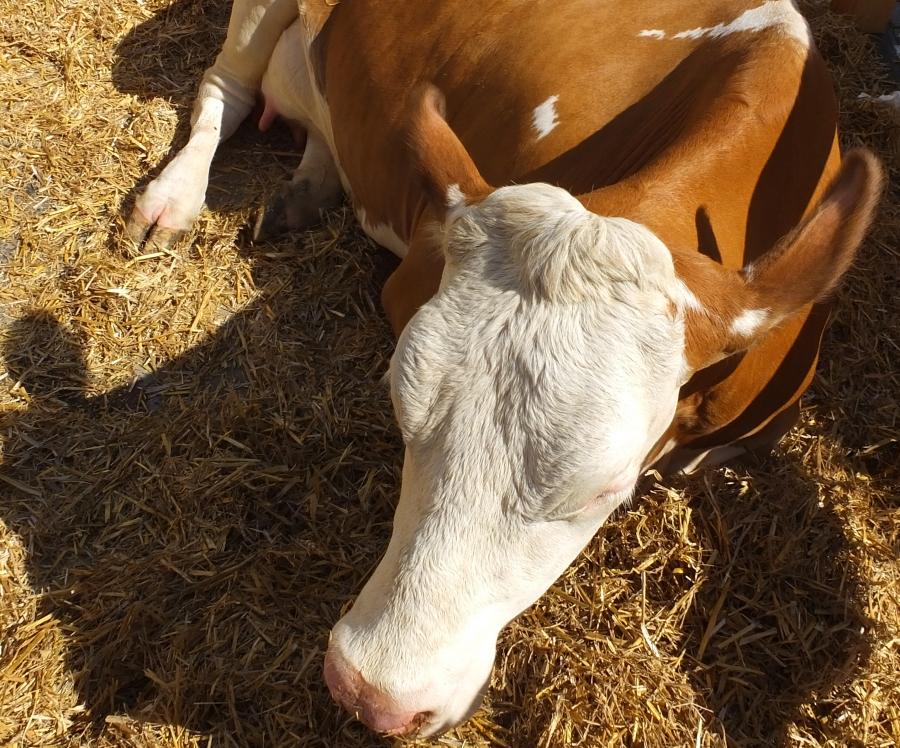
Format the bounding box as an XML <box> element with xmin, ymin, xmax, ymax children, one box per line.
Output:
<box><xmin>0</xmin><ymin>1</ymin><xmax>897</xmax><ymax>746</ymax></box>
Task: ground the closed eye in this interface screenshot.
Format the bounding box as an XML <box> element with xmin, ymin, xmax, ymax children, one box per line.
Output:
<box><xmin>546</xmin><ymin>480</ymin><xmax>636</xmax><ymax>522</ymax></box>
<box><xmin>595</xmin><ymin>483</ymin><xmax>636</xmax><ymax>508</ymax></box>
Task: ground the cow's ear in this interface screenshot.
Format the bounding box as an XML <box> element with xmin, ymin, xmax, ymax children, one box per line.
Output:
<box><xmin>739</xmin><ymin>149</ymin><xmax>883</xmax><ymax>328</ymax></box>
<box><xmin>679</xmin><ymin>149</ymin><xmax>883</xmax><ymax>372</ymax></box>
<box><xmin>405</xmin><ymin>85</ymin><xmax>492</xmax><ymax>221</ymax></box>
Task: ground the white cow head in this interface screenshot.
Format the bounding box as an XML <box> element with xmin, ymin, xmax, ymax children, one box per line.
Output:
<box><xmin>324</xmin><ymin>87</ymin><xmax>882</xmax><ymax>737</ymax></box>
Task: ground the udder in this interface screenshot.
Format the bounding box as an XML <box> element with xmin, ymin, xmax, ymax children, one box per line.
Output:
<box><xmin>258</xmin><ymin>19</ymin><xmax>329</xmax><ymax>142</ymax></box>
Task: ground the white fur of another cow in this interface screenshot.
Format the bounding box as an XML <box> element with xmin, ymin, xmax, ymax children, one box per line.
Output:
<box><xmin>328</xmin><ymin>183</ymin><xmax>690</xmax><ymax>736</ymax></box>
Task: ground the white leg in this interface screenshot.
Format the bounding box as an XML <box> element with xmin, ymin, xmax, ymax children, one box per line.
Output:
<box><xmin>125</xmin><ymin>0</ymin><xmax>299</xmax><ymax>249</ymax></box>
<box><xmin>252</xmin><ymin>130</ymin><xmax>344</xmax><ymax>240</ymax></box>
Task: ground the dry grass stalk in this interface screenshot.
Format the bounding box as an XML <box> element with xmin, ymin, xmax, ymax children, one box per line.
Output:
<box><xmin>0</xmin><ymin>0</ymin><xmax>897</xmax><ymax>746</ymax></box>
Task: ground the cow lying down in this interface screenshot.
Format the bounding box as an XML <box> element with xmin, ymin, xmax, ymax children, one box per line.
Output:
<box><xmin>125</xmin><ymin>0</ymin><xmax>883</xmax><ymax>738</ymax></box>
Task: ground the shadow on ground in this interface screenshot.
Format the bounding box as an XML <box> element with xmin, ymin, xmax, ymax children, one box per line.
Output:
<box><xmin>0</xmin><ymin>231</ymin><xmax>398</xmax><ymax>746</ymax></box>
<box><xmin>676</xmin><ymin>459</ymin><xmax>874</xmax><ymax>746</ymax></box>
<box><xmin>0</xmin><ymin>0</ymin><xmax>889</xmax><ymax>745</ymax></box>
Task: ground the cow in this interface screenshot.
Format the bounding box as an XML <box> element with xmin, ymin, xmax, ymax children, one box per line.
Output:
<box><xmin>124</xmin><ymin>0</ymin><xmax>883</xmax><ymax>738</ymax></box>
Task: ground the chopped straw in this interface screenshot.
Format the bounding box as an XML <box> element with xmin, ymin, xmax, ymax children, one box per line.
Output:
<box><xmin>0</xmin><ymin>1</ymin><xmax>898</xmax><ymax>746</ymax></box>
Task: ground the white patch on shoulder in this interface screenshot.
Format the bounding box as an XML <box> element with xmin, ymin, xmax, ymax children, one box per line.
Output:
<box><xmin>639</xmin><ymin>0</ymin><xmax>811</xmax><ymax>46</ymax></box>
<box><xmin>730</xmin><ymin>308</ymin><xmax>769</xmax><ymax>337</ymax></box>
<box><xmin>531</xmin><ymin>95</ymin><xmax>560</xmax><ymax>141</ymax></box>
<box><xmin>355</xmin><ymin>206</ymin><xmax>408</xmax><ymax>258</ymax></box>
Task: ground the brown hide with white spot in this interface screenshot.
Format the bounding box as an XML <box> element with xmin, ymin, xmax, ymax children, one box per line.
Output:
<box><xmin>309</xmin><ymin>0</ymin><xmax>880</xmax><ymax>469</ymax></box>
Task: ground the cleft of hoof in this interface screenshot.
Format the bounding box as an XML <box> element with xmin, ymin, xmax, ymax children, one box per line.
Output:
<box><xmin>253</xmin><ymin>185</ymin><xmax>290</xmax><ymax>242</ymax></box>
<box><xmin>252</xmin><ymin>179</ymin><xmax>333</xmax><ymax>242</ymax></box>
<box><xmin>124</xmin><ymin>209</ymin><xmax>185</xmax><ymax>252</ymax></box>
<box><xmin>124</xmin><ymin>209</ymin><xmax>153</xmax><ymax>246</ymax></box>
<box><xmin>146</xmin><ymin>226</ymin><xmax>184</xmax><ymax>253</ymax></box>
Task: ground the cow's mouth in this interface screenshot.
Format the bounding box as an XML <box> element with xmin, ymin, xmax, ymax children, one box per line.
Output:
<box><xmin>382</xmin><ymin>710</ymin><xmax>433</xmax><ymax>737</ymax></box>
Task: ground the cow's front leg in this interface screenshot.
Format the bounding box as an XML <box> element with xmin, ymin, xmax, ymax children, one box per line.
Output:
<box><xmin>125</xmin><ymin>95</ymin><xmax>242</xmax><ymax>250</ymax></box>
<box><xmin>125</xmin><ymin>0</ymin><xmax>298</xmax><ymax>250</ymax></box>
<box><xmin>252</xmin><ymin>131</ymin><xmax>344</xmax><ymax>240</ymax></box>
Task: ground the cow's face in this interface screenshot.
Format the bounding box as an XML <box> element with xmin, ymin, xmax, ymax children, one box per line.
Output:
<box><xmin>325</xmin><ymin>183</ymin><xmax>689</xmax><ymax>736</ymax></box>
<box><xmin>324</xmin><ymin>87</ymin><xmax>882</xmax><ymax>737</ymax></box>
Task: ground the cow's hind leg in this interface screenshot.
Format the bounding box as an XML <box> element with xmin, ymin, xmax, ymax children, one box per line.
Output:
<box><xmin>252</xmin><ymin>131</ymin><xmax>343</xmax><ymax>240</ymax></box>
<box><xmin>125</xmin><ymin>0</ymin><xmax>299</xmax><ymax>250</ymax></box>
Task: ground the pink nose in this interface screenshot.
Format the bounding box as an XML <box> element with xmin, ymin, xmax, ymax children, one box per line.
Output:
<box><xmin>323</xmin><ymin>646</ymin><xmax>429</xmax><ymax>735</ymax></box>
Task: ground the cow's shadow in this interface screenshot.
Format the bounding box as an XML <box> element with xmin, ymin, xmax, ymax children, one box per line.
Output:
<box><xmin>0</xmin><ymin>227</ymin><xmax>401</xmax><ymax>746</ymax></box>
<box><xmin>672</xmin><ymin>459</ymin><xmax>874</xmax><ymax>746</ymax></box>
<box><xmin>0</xmin><ymin>3</ymin><xmax>396</xmax><ymax>745</ymax></box>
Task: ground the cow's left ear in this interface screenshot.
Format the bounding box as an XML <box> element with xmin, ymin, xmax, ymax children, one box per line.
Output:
<box><xmin>679</xmin><ymin>149</ymin><xmax>883</xmax><ymax>371</ymax></box>
<box><xmin>405</xmin><ymin>85</ymin><xmax>492</xmax><ymax>221</ymax></box>
<box><xmin>739</xmin><ymin>149</ymin><xmax>883</xmax><ymax>331</ymax></box>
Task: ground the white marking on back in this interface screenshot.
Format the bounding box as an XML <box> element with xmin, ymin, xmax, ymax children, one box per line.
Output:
<box><xmin>731</xmin><ymin>308</ymin><xmax>769</xmax><ymax>337</ymax></box>
<box><xmin>531</xmin><ymin>95</ymin><xmax>560</xmax><ymax>141</ymax></box>
<box><xmin>638</xmin><ymin>1</ymin><xmax>811</xmax><ymax>45</ymax></box>
<box><xmin>355</xmin><ymin>206</ymin><xmax>408</xmax><ymax>258</ymax></box>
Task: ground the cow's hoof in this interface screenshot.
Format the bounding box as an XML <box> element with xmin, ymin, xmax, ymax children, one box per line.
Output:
<box><xmin>124</xmin><ymin>208</ymin><xmax>185</xmax><ymax>252</ymax></box>
<box><xmin>252</xmin><ymin>179</ymin><xmax>328</xmax><ymax>241</ymax></box>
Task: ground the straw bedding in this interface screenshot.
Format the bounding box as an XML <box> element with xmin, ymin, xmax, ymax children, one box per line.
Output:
<box><xmin>0</xmin><ymin>1</ymin><xmax>897</xmax><ymax>746</ymax></box>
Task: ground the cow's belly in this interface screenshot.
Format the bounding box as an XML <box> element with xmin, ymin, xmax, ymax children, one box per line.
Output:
<box><xmin>261</xmin><ymin>23</ymin><xmax>321</xmax><ymax>136</ymax></box>
<box><xmin>260</xmin><ymin>20</ymin><xmax>342</xmax><ymax>181</ymax></box>
<box><xmin>260</xmin><ymin>19</ymin><xmax>410</xmax><ymax>257</ymax></box>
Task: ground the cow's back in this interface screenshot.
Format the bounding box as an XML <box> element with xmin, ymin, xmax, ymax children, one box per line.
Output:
<box><xmin>319</xmin><ymin>0</ymin><xmax>835</xmax><ymax>250</ymax></box>
<box><xmin>316</xmin><ymin>0</ymin><xmax>843</xmax><ymax>463</ymax></box>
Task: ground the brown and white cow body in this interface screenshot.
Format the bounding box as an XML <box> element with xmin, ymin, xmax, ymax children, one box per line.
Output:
<box><xmin>126</xmin><ymin>0</ymin><xmax>882</xmax><ymax>737</ymax></box>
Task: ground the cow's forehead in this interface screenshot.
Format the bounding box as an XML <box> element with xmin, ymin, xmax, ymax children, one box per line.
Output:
<box><xmin>443</xmin><ymin>183</ymin><xmax>683</xmax><ymax>304</ymax></box>
<box><xmin>404</xmin><ymin>186</ymin><xmax>688</xmax><ymax>393</ymax></box>
<box><xmin>391</xmin><ymin>306</ymin><xmax>680</xmax><ymax>524</ymax></box>
<box><xmin>393</xmin><ymin>252</ymin><xmax>685</xmax><ymax>469</ymax></box>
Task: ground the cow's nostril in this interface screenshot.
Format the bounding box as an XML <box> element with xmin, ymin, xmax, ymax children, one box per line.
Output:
<box><xmin>324</xmin><ymin>644</ymin><xmax>429</xmax><ymax>734</ymax></box>
<box><xmin>383</xmin><ymin>710</ymin><xmax>432</xmax><ymax>737</ymax></box>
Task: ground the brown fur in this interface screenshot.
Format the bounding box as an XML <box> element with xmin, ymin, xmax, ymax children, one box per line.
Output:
<box><xmin>309</xmin><ymin>0</ymin><xmax>883</xmax><ymax>467</ymax></box>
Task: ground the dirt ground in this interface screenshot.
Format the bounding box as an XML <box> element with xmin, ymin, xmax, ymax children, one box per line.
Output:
<box><xmin>1</xmin><ymin>1</ymin><xmax>898</xmax><ymax>746</ymax></box>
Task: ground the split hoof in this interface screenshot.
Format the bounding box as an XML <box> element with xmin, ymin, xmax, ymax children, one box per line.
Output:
<box><xmin>252</xmin><ymin>179</ymin><xmax>331</xmax><ymax>241</ymax></box>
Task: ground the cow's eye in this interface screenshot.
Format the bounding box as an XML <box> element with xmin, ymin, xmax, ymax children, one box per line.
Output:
<box><xmin>546</xmin><ymin>481</ymin><xmax>636</xmax><ymax>522</ymax></box>
<box><xmin>594</xmin><ymin>484</ymin><xmax>636</xmax><ymax>509</ymax></box>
